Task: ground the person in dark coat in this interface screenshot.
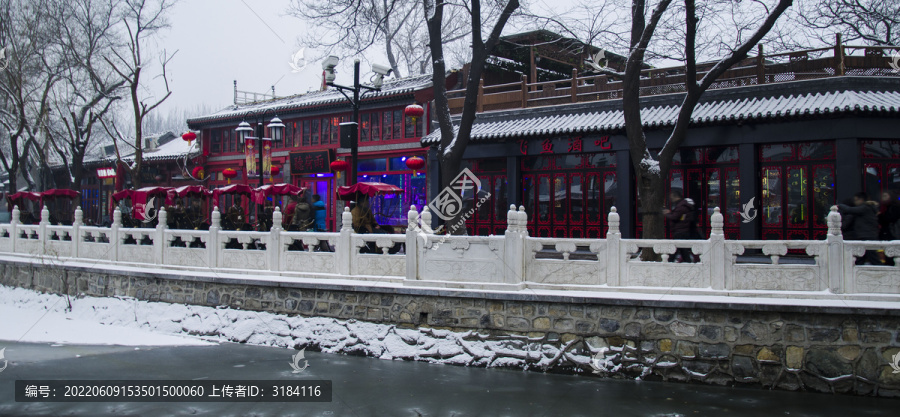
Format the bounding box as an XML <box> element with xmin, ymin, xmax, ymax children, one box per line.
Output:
<box><xmin>838</xmin><ymin>192</ymin><xmax>881</xmax><ymax>265</ymax></box>
<box><xmin>878</xmin><ymin>190</ymin><xmax>900</xmax><ymax>240</ymax></box>
<box><xmin>662</xmin><ymin>189</ymin><xmax>697</xmax><ymax>263</ymax></box>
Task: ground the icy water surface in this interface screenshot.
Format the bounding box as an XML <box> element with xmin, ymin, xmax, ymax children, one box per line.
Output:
<box><xmin>0</xmin><ymin>341</ymin><xmax>895</xmax><ymax>416</ymax></box>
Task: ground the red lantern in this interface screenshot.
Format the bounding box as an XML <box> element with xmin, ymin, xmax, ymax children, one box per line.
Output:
<box><xmin>405</xmin><ymin>156</ymin><xmax>425</xmax><ymax>176</ymax></box>
<box><xmin>222</xmin><ymin>168</ymin><xmax>238</xmax><ymax>184</ymax></box>
<box><xmin>270</xmin><ymin>165</ymin><xmax>280</xmax><ymax>182</ymax></box>
<box><xmin>404</xmin><ymin>104</ymin><xmax>424</xmax><ymax>125</ymax></box>
<box><xmin>191</xmin><ymin>166</ymin><xmax>205</xmax><ymax>180</ymax></box>
<box><xmin>330</xmin><ymin>159</ymin><xmax>350</xmax><ymax>179</ymax></box>
<box><xmin>182</xmin><ymin>131</ymin><xmax>197</xmax><ymax>146</ymax></box>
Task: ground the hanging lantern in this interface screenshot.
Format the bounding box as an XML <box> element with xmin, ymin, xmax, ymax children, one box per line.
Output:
<box><xmin>222</xmin><ymin>168</ymin><xmax>238</xmax><ymax>184</ymax></box>
<box><xmin>404</xmin><ymin>104</ymin><xmax>424</xmax><ymax>125</ymax></box>
<box><xmin>267</xmin><ymin>116</ymin><xmax>285</xmax><ymax>143</ymax></box>
<box><xmin>235</xmin><ymin>121</ymin><xmax>253</xmax><ymax>144</ymax></box>
<box><xmin>182</xmin><ymin>131</ymin><xmax>197</xmax><ymax>147</ymax></box>
<box><xmin>270</xmin><ymin>165</ymin><xmax>280</xmax><ymax>182</ymax></box>
<box><xmin>191</xmin><ymin>166</ymin><xmax>205</xmax><ymax>180</ymax></box>
<box><xmin>405</xmin><ymin>156</ymin><xmax>425</xmax><ymax>176</ymax></box>
<box><xmin>330</xmin><ymin>159</ymin><xmax>349</xmax><ymax>179</ymax></box>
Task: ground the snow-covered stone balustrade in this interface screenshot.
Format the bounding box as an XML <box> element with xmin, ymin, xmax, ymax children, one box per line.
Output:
<box><xmin>0</xmin><ymin>203</ymin><xmax>898</xmax><ymax>301</ymax></box>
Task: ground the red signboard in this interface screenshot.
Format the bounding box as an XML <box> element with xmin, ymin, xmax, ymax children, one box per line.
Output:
<box><xmin>290</xmin><ymin>150</ymin><xmax>333</xmax><ymax>175</ymax></box>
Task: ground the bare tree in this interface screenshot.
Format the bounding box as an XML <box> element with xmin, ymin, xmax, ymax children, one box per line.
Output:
<box><xmin>794</xmin><ymin>0</ymin><xmax>899</xmax><ymax>46</ymax></box>
<box><xmin>0</xmin><ymin>0</ymin><xmax>62</xmax><ymax>193</ymax></box>
<box><xmin>608</xmin><ymin>0</ymin><xmax>791</xmax><ymax>251</ymax></box>
<box><xmin>425</xmin><ymin>0</ymin><xmax>521</xmax><ymax>234</ymax></box>
<box><xmin>46</xmin><ymin>0</ymin><xmax>124</xmax><ymax>204</ymax></box>
<box><xmin>102</xmin><ymin>0</ymin><xmax>177</xmax><ymax>189</ymax></box>
<box><xmin>288</xmin><ymin>0</ymin><xmax>471</xmax><ymax>77</ymax></box>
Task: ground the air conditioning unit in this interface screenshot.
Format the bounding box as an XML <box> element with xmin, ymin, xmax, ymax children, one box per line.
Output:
<box><xmin>144</xmin><ymin>137</ymin><xmax>158</xmax><ymax>151</ymax></box>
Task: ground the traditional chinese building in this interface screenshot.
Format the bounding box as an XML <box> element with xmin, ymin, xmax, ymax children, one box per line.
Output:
<box><xmin>187</xmin><ymin>74</ymin><xmax>445</xmax><ymax>231</ymax></box>
<box><xmin>423</xmin><ymin>35</ymin><xmax>900</xmax><ymax>240</ymax></box>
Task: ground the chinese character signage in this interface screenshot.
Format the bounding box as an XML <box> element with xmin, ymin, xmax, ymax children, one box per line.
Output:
<box><xmin>96</xmin><ymin>168</ymin><xmax>116</xmax><ymax>178</ymax></box>
<box><xmin>289</xmin><ymin>150</ymin><xmax>333</xmax><ymax>175</ymax></box>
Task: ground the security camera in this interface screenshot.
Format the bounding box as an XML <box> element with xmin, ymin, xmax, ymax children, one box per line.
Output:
<box><xmin>321</xmin><ymin>55</ymin><xmax>339</xmax><ymax>83</ymax></box>
<box><xmin>371</xmin><ymin>63</ymin><xmax>393</xmax><ymax>77</ymax></box>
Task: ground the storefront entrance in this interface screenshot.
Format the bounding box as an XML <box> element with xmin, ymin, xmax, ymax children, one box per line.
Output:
<box><xmin>298</xmin><ymin>176</ymin><xmax>335</xmax><ymax>231</ymax></box>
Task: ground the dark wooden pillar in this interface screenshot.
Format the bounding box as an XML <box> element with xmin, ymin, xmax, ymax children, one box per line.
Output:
<box><xmin>507</xmin><ymin>156</ymin><xmax>519</xmax><ymax>208</ymax></box>
<box><xmin>835</xmin><ymin>138</ymin><xmax>860</xmax><ymax>204</ymax></box>
<box><xmin>738</xmin><ymin>143</ymin><xmax>758</xmax><ymax>240</ymax></box>
<box><xmin>615</xmin><ymin>149</ymin><xmax>634</xmax><ymax>238</ymax></box>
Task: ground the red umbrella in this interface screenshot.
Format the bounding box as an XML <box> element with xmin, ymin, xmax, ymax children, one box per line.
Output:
<box><xmin>336</xmin><ymin>182</ymin><xmax>404</xmax><ymax>200</ymax></box>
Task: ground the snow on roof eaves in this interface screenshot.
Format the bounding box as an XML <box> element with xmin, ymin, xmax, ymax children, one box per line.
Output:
<box><xmin>421</xmin><ymin>89</ymin><xmax>900</xmax><ymax>144</ymax></box>
<box><xmin>188</xmin><ymin>74</ymin><xmax>433</xmax><ymax>126</ymax></box>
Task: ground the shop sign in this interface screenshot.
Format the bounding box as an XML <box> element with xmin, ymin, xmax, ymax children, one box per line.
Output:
<box><xmin>290</xmin><ymin>150</ymin><xmax>333</xmax><ymax>175</ymax></box>
<box><xmin>96</xmin><ymin>168</ymin><xmax>116</xmax><ymax>178</ymax></box>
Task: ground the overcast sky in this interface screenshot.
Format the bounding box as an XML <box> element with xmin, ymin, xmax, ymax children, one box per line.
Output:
<box><xmin>152</xmin><ymin>0</ymin><xmax>580</xmax><ymax>115</ymax></box>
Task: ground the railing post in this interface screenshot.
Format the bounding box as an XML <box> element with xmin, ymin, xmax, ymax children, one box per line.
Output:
<box><xmin>10</xmin><ymin>205</ymin><xmax>19</xmax><ymax>253</ymax></box>
<box><xmin>520</xmin><ymin>74</ymin><xmax>528</xmax><ymax>108</ymax></box>
<box><xmin>708</xmin><ymin>207</ymin><xmax>726</xmax><ymax>290</ymax></box>
<box><xmin>756</xmin><ymin>44</ymin><xmax>765</xmax><ymax>84</ymax></box>
<box><xmin>155</xmin><ymin>207</ymin><xmax>167</xmax><ymax>265</ymax></box>
<box><xmin>336</xmin><ymin>207</ymin><xmax>352</xmax><ymax>276</ymax></box>
<box><xmin>504</xmin><ymin>204</ymin><xmax>525</xmax><ymax>285</ymax></box>
<box><xmin>111</xmin><ymin>208</ymin><xmax>121</xmax><ymax>262</ymax></box>
<box><xmin>606</xmin><ymin>207</ymin><xmax>621</xmax><ymax>287</ymax></box>
<box><xmin>571</xmin><ymin>69</ymin><xmax>578</xmax><ymax>103</ymax></box>
<box><xmin>72</xmin><ymin>207</ymin><xmax>83</xmax><ymax>258</ymax></box>
<box><xmin>826</xmin><ymin>206</ymin><xmax>846</xmax><ymax>293</ymax></box>
<box><xmin>477</xmin><ymin>78</ymin><xmax>484</xmax><ymax>113</ymax></box>
<box><xmin>39</xmin><ymin>205</ymin><xmax>49</xmax><ymax>256</ymax></box>
<box><xmin>405</xmin><ymin>205</ymin><xmax>419</xmax><ymax>280</ymax></box>
<box><xmin>269</xmin><ymin>207</ymin><xmax>282</xmax><ymax>271</ymax></box>
<box><xmin>209</xmin><ymin>206</ymin><xmax>220</xmax><ymax>269</ymax></box>
<box><xmin>834</xmin><ymin>33</ymin><xmax>844</xmax><ymax>76</ymax></box>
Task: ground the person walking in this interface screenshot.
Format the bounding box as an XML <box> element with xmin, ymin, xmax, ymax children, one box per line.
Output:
<box><xmin>312</xmin><ymin>194</ymin><xmax>326</xmax><ymax>231</ymax></box>
<box><xmin>662</xmin><ymin>189</ymin><xmax>697</xmax><ymax>263</ymax></box>
<box><xmin>877</xmin><ymin>190</ymin><xmax>900</xmax><ymax>265</ymax></box>
<box><xmin>838</xmin><ymin>192</ymin><xmax>881</xmax><ymax>265</ymax></box>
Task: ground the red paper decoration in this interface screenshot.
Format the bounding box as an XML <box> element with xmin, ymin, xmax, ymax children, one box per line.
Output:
<box><xmin>191</xmin><ymin>166</ymin><xmax>205</xmax><ymax>180</ymax></box>
<box><xmin>405</xmin><ymin>156</ymin><xmax>425</xmax><ymax>175</ymax></box>
<box><xmin>223</xmin><ymin>168</ymin><xmax>238</xmax><ymax>184</ymax></box>
<box><xmin>182</xmin><ymin>131</ymin><xmax>197</xmax><ymax>146</ymax></box>
<box><xmin>330</xmin><ymin>159</ymin><xmax>350</xmax><ymax>179</ymax></box>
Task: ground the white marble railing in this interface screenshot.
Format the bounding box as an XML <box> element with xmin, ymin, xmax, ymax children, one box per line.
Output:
<box><xmin>1</xmin><ymin>202</ymin><xmax>898</xmax><ymax>300</ymax></box>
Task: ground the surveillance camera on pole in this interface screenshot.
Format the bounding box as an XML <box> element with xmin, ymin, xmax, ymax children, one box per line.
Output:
<box><xmin>370</xmin><ymin>63</ymin><xmax>393</xmax><ymax>89</ymax></box>
<box><xmin>321</xmin><ymin>55</ymin><xmax>339</xmax><ymax>84</ymax></box>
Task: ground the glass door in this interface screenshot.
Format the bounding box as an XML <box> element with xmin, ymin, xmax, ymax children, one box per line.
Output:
<box><xmin>298</xmin><ymin>177</ymin><xmax>334</xmax><ymax>231</ymax></box>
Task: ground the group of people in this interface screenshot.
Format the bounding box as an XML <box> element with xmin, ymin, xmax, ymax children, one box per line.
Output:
<box><xmin>222</xmin><ymin>194</ymin><xmax>327</xmax><ymax>232</ymax></box>
<box><xmin>838</xmin><ymin>191</ymin><xmax>900</xmax><ymax>265</ymax></box>
<box><xmin>166</xmin><ymin>198</ymin><xmax>206</xmax><ymax>230</ymax></box>
<box><xmin>661</xmin><ymin>189</ymin><xmax>900</xmax><ymax>265</ymax></box>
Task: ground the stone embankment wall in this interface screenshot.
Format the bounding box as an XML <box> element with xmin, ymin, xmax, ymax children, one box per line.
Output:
<box><xmin>2</xmin><ymin>259</ymin><xmax>899</xmax><ymax>397</ymax></box>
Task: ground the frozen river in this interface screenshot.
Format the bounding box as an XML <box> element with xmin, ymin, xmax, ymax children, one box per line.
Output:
<box><xmin>0</xmin><ymin>341</ymin><xmax>895</xmax><ymax>416</ymax></box>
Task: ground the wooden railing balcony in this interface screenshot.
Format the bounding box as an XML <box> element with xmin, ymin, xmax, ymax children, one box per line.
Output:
<box><xmin>448</xmin><ymin>36</ymin><xmax>900</xmax><ymax>115</ymax></box>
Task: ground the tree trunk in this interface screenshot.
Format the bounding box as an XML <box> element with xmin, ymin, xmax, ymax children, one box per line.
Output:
<box><xmin>637</xmin><ymin>169</ymin><xmax>665</xmax><ymax>260</ymax></box>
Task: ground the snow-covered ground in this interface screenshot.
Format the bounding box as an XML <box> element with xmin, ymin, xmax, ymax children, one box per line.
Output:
<box><xmin>0</xmin><ymin>285</ymin><xmax>605</xmax><ymax>373</ymax></box>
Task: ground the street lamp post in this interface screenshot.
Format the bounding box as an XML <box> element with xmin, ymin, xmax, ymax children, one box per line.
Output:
<box><xmin>322</xmin><ymin>57</ymin><xmax>392</xmax><ymax>187</ymax></box>
<box><xmin>235</xmin><ymin>115</ymin><xmax>283</xmax><ymax>228</ymax></box>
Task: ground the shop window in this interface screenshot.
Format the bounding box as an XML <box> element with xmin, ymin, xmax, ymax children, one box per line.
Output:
<box><xmin>522</xmin><ymin>156</ymin><xmax>552</xmax><ymax>171</ymax></box>
<box><xmin>799</xmin><ymin>142</ymin><xmax>835</xmax><ymax>160</ymax></box>
<box><xmin>320</xmin><ymin>118</ymin><xmax>330</xmax><ymax>145</ymax></box>
<box><xmin>760</xmin><ymin>144</ymin><xmax>794</xmax><ymax>162</ymax></box>
<box><xmin>358</xmin><ymin>158</ymin><xmax>387</xmax><ymax>172</ymax></box>
<box><xmin>211</xmin><ymin>130</ymin><xmax>221</xmax><ymax>154</ymax></box>
<box><xmin>360</xmin><ymin>114</ymin><xmax>370</xmax><ymax>142</ymax></box>
<box><xmin>586</xmin><ymin>152</ymin><xmax>616</xmax><ymax>168</ymax></box>
<box><xmin>371</xmin><ymin>113</ymin><xmax>381</xmax><ymax>141</ymax></box>
<box><xmin>311</xmin><ymin>119</ymin><xmax>320</xmax><ymax>145</ymax></box>
<box><xmin>382</xmin><ymin>112</ymin><xmax>392</xmax><ymax>140</ymax></box>
<box><xmin>671</xmin><ymin>148</ymin><xmax>703</xmax><ymax>165</ymax></box>
<box><xmin>303</xmin><ymin>120</ymin><xmax>311</xmax><ymax>146</ymax></box>
<box><xmin>555</xmin><ymin>154</ymin><xmax>583</xmax><ymax>169</ymax></box>
<box><xmin>861</xmin><ymin>140</ymin><xmax>900</xmax><ymax>159</ymax></box>
<box><xmin>393</xmin><ymin>110</ymin><xmax>402</xmax><ymax>140</ymax></box>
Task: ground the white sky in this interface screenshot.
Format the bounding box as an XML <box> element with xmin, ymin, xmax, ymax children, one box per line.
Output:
<box><xmin>152</xmin><ymin>0</ymin><xmax>581</xmax><ymax>114</ymax></box>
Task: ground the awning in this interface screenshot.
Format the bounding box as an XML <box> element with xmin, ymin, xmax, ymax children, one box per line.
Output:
<box><xmin>252</xmin><ymin>183</ymin><xmax>306</xmax><ymax>205</ymax></box>
<box><xmin>337</xmin><ymin>182</ymin><xmax>404</xmax><ymax>200</ymax></box>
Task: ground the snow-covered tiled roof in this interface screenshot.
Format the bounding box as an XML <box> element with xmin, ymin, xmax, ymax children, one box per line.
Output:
<box><xmin>422</xmin><ymin>77</ymin><xmax>900</xmax><ymax>144</ymax></box>
<box><xmin>188</xmin><ymin>74</ymin><xmax>433</xmax><ymax>127</ymax></box>
<box><xmin>76</xmin><ymin>131</ymin><xmax>197</xmax><ymax>167</ymax></box>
